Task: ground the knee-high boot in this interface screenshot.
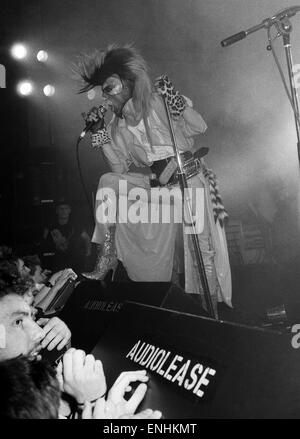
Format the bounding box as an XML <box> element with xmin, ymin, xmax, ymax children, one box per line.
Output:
<box><xmin>82</xmin><ymin>225</ymin><xmax>118</xmax><ymax>281</ymax></box>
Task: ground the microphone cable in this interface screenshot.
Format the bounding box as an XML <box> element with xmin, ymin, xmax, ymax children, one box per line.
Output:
<box><xmin>75</xmin><ymin>105</ymin><xmax>108</xmax><ymax>227</ymax></box>
<box><xmin>76</xmin><ymin>136</ymin><xmax>95</xmax><ymax>226</ymax></box>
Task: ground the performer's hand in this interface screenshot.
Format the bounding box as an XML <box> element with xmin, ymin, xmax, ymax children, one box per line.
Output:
<box><xmin>155</xmin><ymin>74</ymin><xmax>186</xmax><ymax>119</ymax></box>
<box><xmin>82</xmin><ymin>106</ymin><xmax>105</xmax><ymax>134</ymax></box>
<box><xmin>82</xmin><ymin>106</ymin><xmax>111</xmax><ymax>148</ymax></box>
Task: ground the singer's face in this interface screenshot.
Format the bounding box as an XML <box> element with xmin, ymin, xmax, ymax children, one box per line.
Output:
<box><xmin>102</xmin><ymin>75</ymin><xmax>132</xmax><ymax>117</ymax></box>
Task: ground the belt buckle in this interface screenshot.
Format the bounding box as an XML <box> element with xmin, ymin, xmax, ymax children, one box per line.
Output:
<box><xmin>151</xmin><ymin>153</ymin><xmax>202</xmax><ymax>187</ymax></box>
<box><xmin>167</xmin><ymin>157</ymin><xmax>201</xmax><ymax>187</ymax></box>
<box><xmin>182</xmin><ymin>157</ymin><xmax>201</xmax><ymax>180</ymax></box>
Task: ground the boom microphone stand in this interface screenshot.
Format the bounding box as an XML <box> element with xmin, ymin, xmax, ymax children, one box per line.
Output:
<box><xmin>281</xmin><ymin>26</ymin><xmax>300</xmax><ymax>161</ymax></box>
<box><xmin>221</xmin><ymin>6</ymin><xmax>300</xmax><ymax>166</ymax></box>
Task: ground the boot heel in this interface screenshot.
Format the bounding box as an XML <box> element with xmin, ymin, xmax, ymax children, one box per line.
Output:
<box><xmin>81</xmin><ymin>227</ymin><xmax>117</xmax><ymax>281</ymax></box>
<box><xmin>111</xmin><ymin>264</ymin><xmax>118</xmax><ymax>281</ymax></box>
<box><xmin>109</xmin><ymin>260</ymin><xmax>119</xmax><ymax>281</ymax></box>
<box><xmin>104</xmin><ymin>262</ymin><xmax>118</xmax><ymax>283</ymax></box>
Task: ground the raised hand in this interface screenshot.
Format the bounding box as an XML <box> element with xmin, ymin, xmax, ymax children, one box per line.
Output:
<box><xmin>81</xmin><ymin>370</ymin><xmax>162</xmax><ymax>419</ymax></box>
<box><xmin>82</xmin><ymin>106</ymin><xmax>106</xmax><ymax>134</ymax></box>
<box><xmin>48</xmin><ymin>268</ymin><xmax>77</xmax><ymax>286</ymax></box>
<box><xmin>155</xmin><ymin>74</ymin><xmax>186</xmax><ymax>119</ymax></box>
<box><xmin>82</xmin><ymin>106</ymin><xmax>111</xmax><ymax>148</ymax></box>
<box><xmin>38</xmin><ymin>316</ymin><xmax>71</xmax><ymax>351</ymax></box>
<box><xmin>82</xmin><ymin>400</ymin><xmax>162</xmax><ymax>420</ymax></box>
<box><xmin>56</xmin><ymin>348</ymin><xmax>107</xmax><ymax>404</ymax></box>
<box><xmin>50</xmin><ymin>229</ymin><xmax>68</xmax><ymax>251</ymax></box>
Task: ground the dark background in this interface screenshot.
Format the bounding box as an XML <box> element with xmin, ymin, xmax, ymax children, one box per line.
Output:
<box><xmin>1</xmin><ymin>0</ymin><xmax>300</xmax><ymax>320</ymax></box>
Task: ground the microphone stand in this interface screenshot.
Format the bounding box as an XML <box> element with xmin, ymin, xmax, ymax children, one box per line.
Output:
<box><xmin>221</xmin><ymin>6</ymin><xmax>300</xmax><ymax>166</ymax></box>
<box><xmin>161</xmin><ymin>96</ymin><xmax>216</xmax><ymax>319</ymax></box>
<box><xmin>267</xmin><ymin>16</ymin><xmax>300</xmax><ymax>163</ymax></box>
<box><xmin>281</xmin><ymin>25</ymin><xmax>300</xmax><ymax>162</ymax></box>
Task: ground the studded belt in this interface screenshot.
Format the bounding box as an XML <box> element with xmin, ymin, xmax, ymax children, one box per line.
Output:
<box><xmin>150</xmin><ymin>149</ymin><xmax>207</xmax><ymax>187</ymax></box>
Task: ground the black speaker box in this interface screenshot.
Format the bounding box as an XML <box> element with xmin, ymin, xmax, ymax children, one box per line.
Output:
<box><xmin>91</xmin><ymin>301</ymin><xmax>300</xmax><ymax>418</ymax></box>
<box><xmin>59</xmin><ymin>280</ymin><xmax>207</xmax><ymax>352</ymax></box>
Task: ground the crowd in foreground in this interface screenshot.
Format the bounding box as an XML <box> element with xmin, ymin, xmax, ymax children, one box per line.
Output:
<box><xmin>0</xmin><ymin>245</ymin><xmax>162</xmax><ymax>419</ymax></box>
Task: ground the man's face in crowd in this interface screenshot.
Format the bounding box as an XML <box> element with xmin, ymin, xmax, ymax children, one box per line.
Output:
<box><xmin>0</xmin><ymin>294</ymin><xmax>44</xmax><ymax>361</ymax></box>
<box><xmin>32</xmin><ymin>265</ymin><xmax>47</xmax><ymax>284</ymax></box>
<box><xmin>102</xmin><ymin>74</ymin><xmax>132</xmax><ymax>117</ymax></box>
<box><xmin>56</xmin><ymin>204</ymin><xmax>71</xmax><ymax>222</ymax></box>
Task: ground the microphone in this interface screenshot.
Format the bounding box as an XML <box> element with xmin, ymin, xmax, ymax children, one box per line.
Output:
<box><xmin>79</xmin><ymin>105</ymin><xmax>107</xmax><ymax>139</ymax></box>
<box><xmin>272</xmin><ymin>5</ymin><xmax>300</xmax><ymax>21</ymax></box>
<box><xmin>221</xmin><ymin>5</ymin><xmax>300</xmax><ymax>48</ymax></box>
<box><xmin>221</xmin><ymin>31</ymin><xmax>247</xmax><ymax>48</ymax></box>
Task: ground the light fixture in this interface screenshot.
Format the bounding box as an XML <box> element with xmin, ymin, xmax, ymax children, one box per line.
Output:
<box><xmin>17</xmin><ymin>81</ymin><xmax>33</xmax><ymax>96</ymax></box>
<box><xmin>37</xmin><ymin>50</ymin><xmax>48</xmax><ymax>62</ymax></box>
<box><xmin>11</xmin><ymin>44</ymin><xmax>28</xmax><ymax>60</ymax></box>
<box><xmin>43</xmin><ymin>84</ymin><xmax>55</xmax><ymax>96</ymax></box>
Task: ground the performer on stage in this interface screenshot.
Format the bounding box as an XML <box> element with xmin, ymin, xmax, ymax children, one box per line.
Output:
<box><xmin>76</xmin><ymin>44</ymin><xmax>232</xmax><ymax>317</ymax></box>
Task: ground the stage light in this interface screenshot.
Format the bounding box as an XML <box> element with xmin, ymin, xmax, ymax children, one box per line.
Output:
<box><xmin>11</xmin><ymin>44</ymin><xmax>28</xmax><ymax>60</ymax></box>
<box><xmin>43</xmin><ymin>84</ymin><xmax>55</xmax><ymax>96</ymax></box>
<box><xmin>37</xmin><ymin>50</ymin><xmax>48</xmax><ymax>62</ymax></box>
<box><xmin>17</xmin><ymin>81</ymin><xmax>33</xmax><ymax>96</ymax></box>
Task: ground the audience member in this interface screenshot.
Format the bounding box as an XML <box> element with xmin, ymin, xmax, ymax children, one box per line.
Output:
<box><xmin>0</xmin><ymin>356</ymin><xmax>60</xmax><ymax>419</ymax></box>
<box><xmin>0</xmin><ymin>246</ymin><xmax>162</xmax><ymax>420</ymax></box>
<box><xmin>56</xmin><ymin>349</ymin><xmax>161</xmax><ymax>419</ymax></box>
<box><xmin>29</xmin><ymin>266</ymin><xmax>77</xmax><ymax>311</ymax></box>
<box><xmin>0</xmin><ymin>278</ymin><xmax>71</xmax><ymax>360</ymax></box>
<box><xmin>4</xmin><ymin>252</ymin><xmax>77</xmax><ymax>311</ymax></box>
<box><xmin>0</xmin><ymin>352</ymin><xmax>162</xmax><ymax>419</ymax></box>
<box><xmin>22</xmin><ymin>254</ymin><xmax>49</xmax><ymax>286</ymax></box>
<box><xmin>42</xmin><ymin>198</ymin><xmax>91</xmax><ymax>273</ymax></box>
<box><xmin>81</xmin><ymin>369</ymin><xmax>162</xmax><ymax>419</ymax></box>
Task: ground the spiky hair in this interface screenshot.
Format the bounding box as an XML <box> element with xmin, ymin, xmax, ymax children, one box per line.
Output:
<box><xmin>77</xmin><ymin>45</ymin><xmax>153</xmax><ymax>115</ymax></box>
<box><xmin>75</xmin><ymin>44</ymin><xmax>155</xmax><ymax>145</ymax></box>
<box><xmin>76</xmin><ymin>44</ymin><xmax>150</xmax><ymax>92</ymax></box>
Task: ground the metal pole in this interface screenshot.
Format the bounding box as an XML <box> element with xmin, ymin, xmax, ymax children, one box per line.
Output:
<box><xmin>282</xmin><ymin>31</ymin><xmax>300</xmax><ymax>164</ymax></box>
<box><xmin>162</xmin><ymin>97</ymin><xmax>216</xmax><ymax>319</ymax></box>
